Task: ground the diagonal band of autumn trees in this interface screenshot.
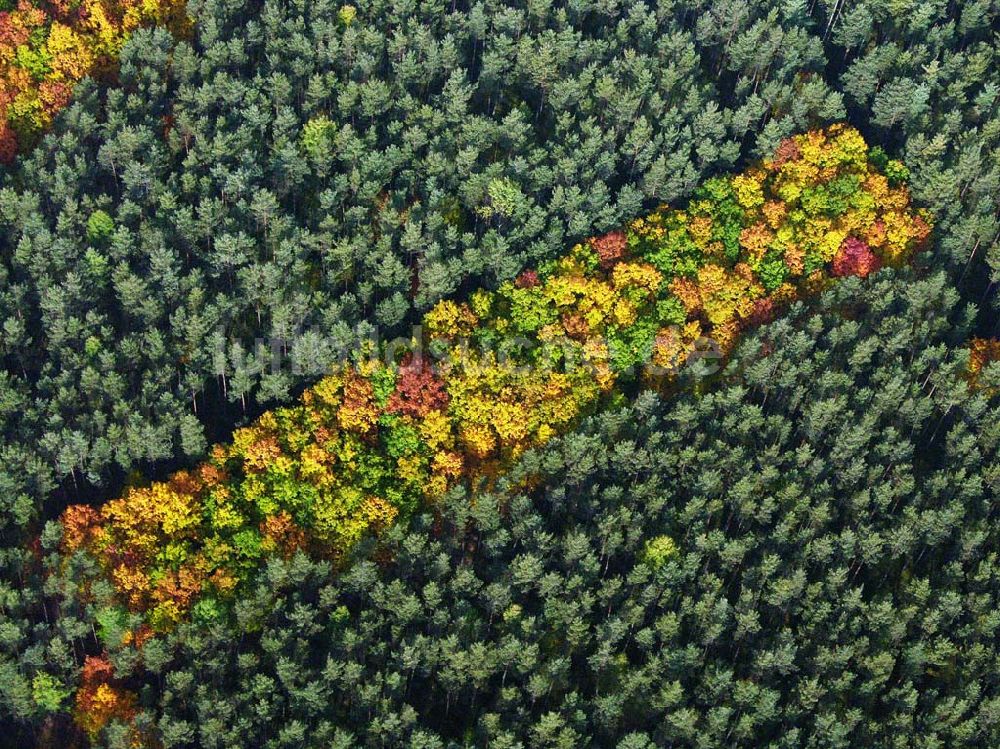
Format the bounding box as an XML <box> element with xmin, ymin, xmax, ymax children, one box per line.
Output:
<box><xmin>54</xmin><ymin>124</ymin><xmax>936</xmax><ymax>740</ymax></box>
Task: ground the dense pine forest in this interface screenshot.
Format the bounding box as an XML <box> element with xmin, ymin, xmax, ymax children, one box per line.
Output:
<box><xmin>1</xmin><ymin>0</ymin><xmax>999</xmax><ymax>747</ymax></box>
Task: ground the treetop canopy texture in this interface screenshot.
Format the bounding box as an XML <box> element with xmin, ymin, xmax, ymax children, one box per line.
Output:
<box><xmin>2</xmin><ymin>1</ymin><xmax>1000</xmax><ymax>747</ymax></box>
<box><xmin>56</xmin><ymin>124</ymin><xmax>934</xmax><ymax>742</ymax></box>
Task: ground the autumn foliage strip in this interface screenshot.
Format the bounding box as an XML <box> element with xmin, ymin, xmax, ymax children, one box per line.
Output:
<box><xmin>58</xmin><ymin>124</ymin><xmax>932</xmax><ymax>739</ymax></box>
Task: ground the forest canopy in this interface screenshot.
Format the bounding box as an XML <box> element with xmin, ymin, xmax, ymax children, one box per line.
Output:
<box><xmin>57</xmin><ymin>124</ymin><xmax>928</xmax><ymax>626</ymax></box>
<box><xmin>0</xmin><ymin>0</ymin><xmax>189</xmax><ymax>161</ymax></box>
<box><xmin>53</xmin><ymin>123</ymin><xmax>940</xmax><ymax>741</ymax></box>
<box><xmin>0</xmin><ymin>0</ymin><xmax>999</xmax><ymax>747</ymax></box>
